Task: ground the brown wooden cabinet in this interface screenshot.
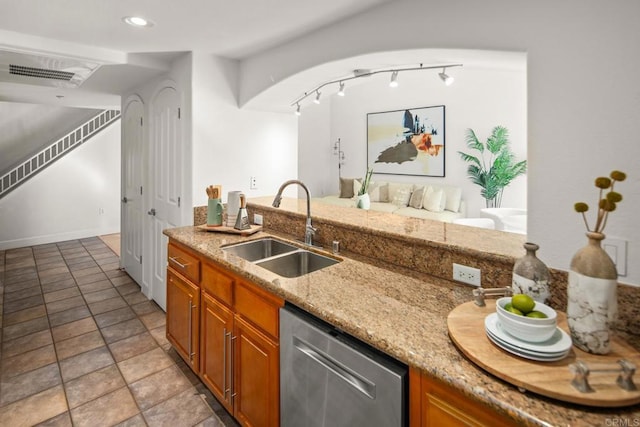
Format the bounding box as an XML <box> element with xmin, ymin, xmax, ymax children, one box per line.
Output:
<box><xmin>410</xmin><ymin>367</ymin><xmax>517</xmax><ymax>427</ymax></box>
<box><xmin>167</xmin><ymin>239</ymin><xmax>282</xmax><ymax>427</ymax></box>
<box><xmin>166</xmin><ymin>268</ymin><xmax>200</xmax><ymax>372</ymax></box>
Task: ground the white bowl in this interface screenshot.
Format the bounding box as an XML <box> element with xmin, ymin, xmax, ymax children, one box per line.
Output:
<box><xmin>496</xmin><ymin>297</ymin><xmax>557</xmax><ymax>342</ymax></box>
<box><xmin>496</xmin><ymin>297</ymin><xmax>557</xmax><ymax>325</ymax></box>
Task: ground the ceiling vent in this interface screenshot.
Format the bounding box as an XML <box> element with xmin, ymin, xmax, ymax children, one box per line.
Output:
<box><xmin>9</xmin><ymin>64</ymin><xmax>75</xmax><ymax>81</ymax></box>
<box><xmin>0</xmin><ymin>50</ymin><xmax>101</xmax><ymax>88</ymax></box>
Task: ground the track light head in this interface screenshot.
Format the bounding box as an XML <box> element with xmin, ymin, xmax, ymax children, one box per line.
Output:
<box><xmin>313</xmin><ymin>91</ymin><xmax>321</xmax><ymax>104</ymax></box>
<box><xmin>389</xmin><ymin>71</ymin><xmax>399</xmax><ymax>88</ymax></box>
<box><xmin>337</xmin><ymin>82</ymin><xmax>345</xmax><ymax>97</ymax></box>
<box><xmin>439</xmin><ymin>68</ymin><xmax>454</xmax><ymax>86</ymax></box>
<box><xmin>295</xmin><ymin>103</ymin><xmax>301</xmax><ymax>116</ymax></box>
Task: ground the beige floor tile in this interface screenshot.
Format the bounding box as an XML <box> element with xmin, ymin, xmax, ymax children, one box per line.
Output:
<box><xmin>72</xmin><ymin>266</ymin><xmax>103</xmax><ymax>279</ymax></box>
<box><xmin>118</xmin><ymin>347</ymin><xmax>174</xmax><ymax>384</ymax></box>
<box><xmin>38</xmin><ymin>266</ymin><xmax>71</xmax><ymax>279</ymax></box>
<box><xmin>108</xmin><ymin>332</ymin><xmax>158</xmax><ymax>362</ymax></box>
<box><xmin>101</xmin><ymin>318</ymin><xmax>147</xmax><ymax>344</ymax></box>
<box><xmin>78</xmin><ymin>280</ymin><xmax>113</xmax><ymax>294</ymax></box>
<box><xmin>2</xmin><ymin>329</ymin><xmax>53</xmax><ymax>359</ymax></box>
<box><xmin>142</xmin><ymin>388</ymin><xmax>213</xmax><ymax>427</ymax></box>
<box><xmin>55</xmin><ymin>330</ymin><xmax>105</xmax><ymax>360</ymax></box>
<box><xmin>58</xmin><ymin>346</ymin><xmax>114</xmax><ymax>382</ymax></box>
<box><xmin>0</xmin><ymin>385</ymin><xmax>68</xmax><ymax>427</ymax></box>
<box><xmin>83</xmin><ymin>287</ymin><xmax>119</xmax><ymax>304</ymax></box>
<box><xmin>3</xmin><ymin>315</ymin><xmax>49</xmax><ymax>341</ymax></box>
<box><xmin>35</xmin><ymin>411</ymin><xmax>73</xmax><ymax>426</ymax></box>
<box><xmin>4</xmin><ymin>285</ymin><xmax>42</xmax><ymax>303</ymax></box>
<box><xmin>39</xmin><ymin>272</ymin><xmax>74</xmax><ymax>286</ymax></box>
<box><xmin>129</xmin><ymin>365</ymin><xmax>192</xmax><ymax>410</ymax></box>
<box><xmin>48</xmin><ymin>305</ymin><xmax>92</xmax><ymax>327</ymax></box>
<box><xmin>70</xmin><ymin>387</ymin><xmax>139</xmax><ymax>427</ymax></box>
<box><xmin>131</xmin><ymin>300</ymin><xmax>161</xmax><ymax>316</ymax></box>
<box><xmin>75</xmin><ymin>272</ymin><xmax>109</xmax><ymax>286</ymax></box>
<box><xmin>44</xmin><ymin>287</ymin><xmax>81</xmax><ymax>303</ymax></box>
<box><xmin>140</xmin><ymin>310</ymin><xmax>166</xmax><ymax>330</ymax></box>
<box><xmin>0</xmin><ymin>363</ymin><xmax>61</xmax><ymax>406</ymax></box>
<box><xmin>149</xmin><ymin>326</ymin><xmax>171</xmax><ymax>350</ymax></box>
<box><xmin>115</xmin><ymin>282</ymin><xmax>141</xmax><ymax>296</ymax></box>
<box><xmin>41</xmin><ymin>278</ymin><xmax>77</xmax><ymax>294</ymax></box>
<box><xmin>3</xmin><ymin>304</ymin><xmax>47</xmax><ymax>326</ymax></box>
<box><xmin>51</xmin><ymin>317</ymin><xmax>98</xmax><ymax>343</ymax></box>
<box><xmin>1</xmin><ymin>344</ymin><xmax>57</xmax><ymax>380</ymax></box>
<box><xmin>123</xmin><ymin>292</ymin><xmax>150</xmax><ymax>306</ymax></box>
<box><xmin>111</xmin><ymin>275</ymin><xmax>135</xmax><ymax>287</ymax></box>
<box><xmin>88</xmin><ymin>296</ymin><xmax>128</xmax><ymax>315</ymax></box>
<box><xmin>94</xmin><ymin>306</ymin><xmax>136</xmax><ymax>328</ymax></box>
<box><xmin>64</xmin><ymin>365</ymin><xmax>125</xmax><ymax>409</ymax></box>
<box><xmin>113</xmin><ymin>413</ymin><xmax>147</xmax><ymax>427</ymax></box>
<box><xmin>3</xmin><ymin>294</ymin><xmax>44</xmax><ymax>314</ymax></box>
<box><xmin>46</xmin><ymin>296</ymin><xmax>86</xmax><ymax>314</ymax></box>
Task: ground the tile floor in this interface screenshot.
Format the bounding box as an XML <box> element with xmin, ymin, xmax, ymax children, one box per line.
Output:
<box><xmin>0</xmin><ymin>237</ymin><xmax>239</xmax><ymax>427</ymax></box>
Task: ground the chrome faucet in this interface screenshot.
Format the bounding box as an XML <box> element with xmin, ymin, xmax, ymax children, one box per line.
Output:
<box><xmin>272</xmin><ymin>180</ymin><xmax>317</xmax><ymax>246</ymax></box>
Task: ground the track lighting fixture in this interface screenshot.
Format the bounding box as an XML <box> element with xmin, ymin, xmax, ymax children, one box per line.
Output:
<box><xmin>439</xmin><ymin>68</ymin><xmax>454</xmax><ymax>86</ymax></box>
<box><xmin>291</xmin><ymin>63</ymin><xmax>462</xmax><ymax>114</ymax></box>
<box><xmin>389</xmin><ymin>71</ymin><xmax>399</xmax><ymax>88</ymax></box>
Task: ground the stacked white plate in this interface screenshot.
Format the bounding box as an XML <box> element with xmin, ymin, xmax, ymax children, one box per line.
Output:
<box><xmin>484</xmin><ymin>313</ymin><xmax>572</xmax><ymax>361</ymax></box>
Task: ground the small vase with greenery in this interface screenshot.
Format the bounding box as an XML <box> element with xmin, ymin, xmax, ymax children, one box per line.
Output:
<box><xmin>356</xmin><ymin>168</ymin><xmax>373</xmax><ymax>209</ymax></box>
<box><xmin>458</xmin><ymin>126</ymin><xmax>527</xmax><ymax>208</ymax></box>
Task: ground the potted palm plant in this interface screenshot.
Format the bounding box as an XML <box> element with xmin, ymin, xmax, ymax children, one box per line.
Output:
<box><xmin>458</xmin><ymin>126</ymin><xmax>527</xmax><ymax>208</ymax></box>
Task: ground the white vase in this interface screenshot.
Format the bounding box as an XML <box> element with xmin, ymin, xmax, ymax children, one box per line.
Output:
<box><xmin>356</xmin><ymin>193</ymin><xmax>370</xmax><ymax>210</ymax></box>
<box><xmin>567</xmin><ymin>232</ymin><xmax>618</xmax><ymax>355</ymax></box>
<box><xmin>512</xmin><ymin>242</ymin><xmax>551</xmax><ymax>304</ymax></box>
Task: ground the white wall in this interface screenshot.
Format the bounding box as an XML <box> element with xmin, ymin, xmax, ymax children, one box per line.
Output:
<box><xmin>300</xmin><ymin>65</ymin><xmax>527</xmax><ymax>218</ymax></box>
<box><xmin>0</xmin><ymin>121</ymin><xmax>121</xmax><ymax>249</ymax></box>
<box><xmin>190</xmin><ymin>52</ymin><xmax>298</xmax><ymax>206</ymax></box>
<box><xmin>239</xmin><ymin>0</ymin><xmax>640</xmax><ymax>285</ymax></box>
<box><xmin>298</xmin><ymin>99</ymin><xmax>332</xmax><ymax>198</ymax></box>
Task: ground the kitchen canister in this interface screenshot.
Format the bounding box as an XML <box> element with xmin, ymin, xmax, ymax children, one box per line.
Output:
<box><xmin>512</xmin><ymin>242</ymin><xmax>551</xmax><ymax>304</ymax></box>
<box><xmin>207</xmin><ymin>198</ymin><xmax>223</xmax><ymax>226</ymax></box>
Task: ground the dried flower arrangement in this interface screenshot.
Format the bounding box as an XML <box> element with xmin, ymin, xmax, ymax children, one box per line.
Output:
<box><xmin>574</xmin><ymin>170</ymin><xmax>626</xmax><ymax>233</ymax></box>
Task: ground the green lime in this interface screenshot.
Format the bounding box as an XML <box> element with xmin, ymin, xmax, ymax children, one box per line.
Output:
<box><xmin>504</xmin><ymin>302</ymin><xmax>513</xmax><ymax>311</ymax></box>
<box><xmin>512</xmin><ymin>294</ymin><xmax>535</xmax><ymax>314</ymax></box>
<box><xmin>506</xmin><ymin>306</ymin><xmax>523</xmax><ymax>316</ymax></box>
<box><xmin>526</xmin><ymin>310</ymin><xmax>548</xmax><ymax>319</ymax></box>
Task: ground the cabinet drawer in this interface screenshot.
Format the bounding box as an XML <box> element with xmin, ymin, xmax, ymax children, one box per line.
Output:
<box><xmin>235</xmin><ymin>280</ymin><xmax>283</xmax><ymax>339</ymax></box>
<box><xmin>202</xmin><ymin>262</ymin><xmax>234</xmax><ymax>306</ymax></box>
<box><xmin>168</xmin><ymin>243</ymin><xmax>201</xmax><ymax>284</ymax></box>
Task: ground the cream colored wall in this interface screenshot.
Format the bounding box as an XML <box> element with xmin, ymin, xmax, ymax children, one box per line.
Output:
<box><xmin>239</xmin><ymin>0</ymin><xmax>640</xmax><ymax>285</ymax></box>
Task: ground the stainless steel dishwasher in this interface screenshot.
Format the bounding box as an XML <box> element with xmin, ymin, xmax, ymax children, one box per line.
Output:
<box><xmin>280</xmin><ymin>304</ymin><xmax>407</xmax><ymax>427</ymax></box>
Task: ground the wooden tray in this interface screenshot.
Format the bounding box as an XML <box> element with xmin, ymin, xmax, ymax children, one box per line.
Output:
<box><xmin>447</xmin><ymin>300</ymin><xmax>640</xmax><ymax>407</ymax></box>
<box><xmin>197</xmin><ymin>224</ymin><xmax>262</xmax><ymax>236</ymax></box>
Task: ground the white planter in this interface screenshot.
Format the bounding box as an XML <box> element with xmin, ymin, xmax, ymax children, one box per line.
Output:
<box><xmin>356</xmin><ymin>193</ymin><xmax>370</xmax><ymax>210</ymax></box>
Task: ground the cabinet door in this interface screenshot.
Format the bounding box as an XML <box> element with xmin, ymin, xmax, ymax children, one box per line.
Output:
<box><xmin>200</xmin><ymin>292</ymin><xmax>234</xmax><ymax>413</ymax></box>
<box><xmin>420</xmin><ymin>372</ymin><xmax>516</xmax><ymax>427</ymax></box>
<box><xmin>166</xmin><ymin>269</ymin><xmax>199</xmax><ymax>371</ymax></box>
<box><xmin>233</xmin><ymin>316</ymin><xmax>279</xmax><ymax>427</ymax></box>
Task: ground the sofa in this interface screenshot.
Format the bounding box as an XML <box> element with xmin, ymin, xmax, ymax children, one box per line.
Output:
<box><xmin>313</xmin><ymin>177</ymin><xmax>466</xmax><ymax>223</ymax></box>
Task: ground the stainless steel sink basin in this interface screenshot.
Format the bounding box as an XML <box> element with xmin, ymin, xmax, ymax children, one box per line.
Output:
<box><xmin>222</xmin><ymin>238</ymin><xmax>298</xmax><ymax>262</ymax></box>
<box><xmin>255</xmin><ymin>250</ymin><xmax>339</xmax><ymax>278</ymax></box>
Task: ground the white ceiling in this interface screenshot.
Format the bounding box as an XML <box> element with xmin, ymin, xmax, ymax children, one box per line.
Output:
<box><xmin>0</xmin><ymin>0</ymin><xmax>393</xmax><ymax>106</ymax></box>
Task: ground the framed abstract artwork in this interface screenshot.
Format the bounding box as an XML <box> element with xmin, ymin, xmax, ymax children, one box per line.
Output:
<box><xmin>367</xmin><ymin>105</ymin><xmax>445</xmax><ymax>177</ymax></box>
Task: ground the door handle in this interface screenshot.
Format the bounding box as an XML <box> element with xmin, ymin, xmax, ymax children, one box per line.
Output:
<box><xmin>148</xmin><ymin>208</ymin><xmax>156</xmax><ymax>216</ymax></box>
<box><xmin>122</xmin><ymin>196</ymin><xmax>128</xmax><ymax>203</ymax></box>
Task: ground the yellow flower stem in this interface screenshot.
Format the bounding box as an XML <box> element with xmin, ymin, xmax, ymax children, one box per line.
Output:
<box><xmin>581</xmin><ymin>212</ymin><xmax>591</xmax><ymax>231</ymax></box>
<box><xmin>594</xmin><ymin>188</ymin><xmax>605</xmax><ymax>232</ymax></box>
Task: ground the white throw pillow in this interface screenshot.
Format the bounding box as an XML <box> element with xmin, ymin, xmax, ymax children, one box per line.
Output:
<box><xmin>352</xmin><ymin>179</ymin><xmax>362</xmax><ymax>199</ymax></box>
<box><xmin>423</xmin><ymin>187</ymin><xmax>446</xmax><ymax>212</ymax></box>
<box><xmin>408</xmin><ymin>186</ymin><xmax>425</xmax><ymax>209</ymax></box>
<box><xmin>369</xmin><ymin>182</ymin><xmax>389</xmax><ymax>202</ymax></box>
<box><xmin>391</xmin><ymin>186</ymin><xmax>412</xmax><ymax>207</ymax></box>
<box><xmin>444</xmin><ymin>187</ymin><xmax>462</xmax><ymax>212</ymax></box>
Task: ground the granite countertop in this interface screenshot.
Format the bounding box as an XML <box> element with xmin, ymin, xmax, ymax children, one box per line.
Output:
<box><xmin>164</xmin><ymin>225</ymin><xmax>640</xmax><ymax>427</ymax></box>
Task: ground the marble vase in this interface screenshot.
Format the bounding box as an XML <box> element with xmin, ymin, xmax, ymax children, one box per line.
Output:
<box><xmin>512</xmin><ymin>242</ymin><xmax>551</xmax><ymax>303</ymax></box>
<box><xmin>567</xmin><ymin>232</ymin><xmax>618</xmax><ymax>355</ymax></box>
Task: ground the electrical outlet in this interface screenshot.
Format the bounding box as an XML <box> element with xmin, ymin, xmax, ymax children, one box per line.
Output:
<box><xmin>250</xmin><ymin>176</ymin><xmax>258</xmax><ymax>190</ymax></box>
<box><xmin>453</xmin><ymin>263</ymin><xmax>481</xmax><ymax>286</ymax></box>
<box><xmin>254</xmin><ymin>213</ymin><xmax>263</xmax><ymax>225</ymax></box>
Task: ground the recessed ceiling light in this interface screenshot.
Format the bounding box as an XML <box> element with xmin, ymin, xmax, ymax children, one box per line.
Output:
<box><xmin>123</xmin><ymin>16</ymin><xmax>154</xmax><ymax>28</ymax></box>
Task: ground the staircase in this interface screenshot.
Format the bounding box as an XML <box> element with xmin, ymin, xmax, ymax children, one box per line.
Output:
<box><xmin>0</xmin><ymin>109</ymin><xmax>121</xmax><ymax>199</ymax></box>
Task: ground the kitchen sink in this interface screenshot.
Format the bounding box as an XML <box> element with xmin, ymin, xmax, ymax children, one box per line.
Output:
<box><xmin>222</xmin><ymin>238</ymin><xmax>298</xmax><ymax>262</ymax></box>
<box><xmin>222</xmin><ymin>237</ymin><xmax>340</xmax><ymax>278</ymax></box>
<box><xmin>255</xmin><ymin>250</ymin><xmax>339</xmax><ymax>278</ymax></box>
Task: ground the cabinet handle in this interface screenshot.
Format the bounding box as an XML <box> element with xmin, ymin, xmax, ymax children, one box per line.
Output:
<box><xmin>223</xmin><ymin>328</ymin><xmax>231</xmax><ymax>398</ymax></box>
<box><xmin>231</xmin><ymin>334</ymin><xmax>237</xmax><ymax>401</ymax></box>
<box><xmin>169</xmin><ymin>256</ymin><xmax>189</xmax><ymax>269</ymax></box>
<box><xmin>188</xmin><ymin>299</ymin><xmax>194</xmax><ymax>363</ymax></box>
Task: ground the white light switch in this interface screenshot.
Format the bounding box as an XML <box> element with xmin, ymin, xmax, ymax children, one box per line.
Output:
<box><xmin>604</xmin><ymin>237</ymin><xmax>627</xmax><ymax>277</ymax></box>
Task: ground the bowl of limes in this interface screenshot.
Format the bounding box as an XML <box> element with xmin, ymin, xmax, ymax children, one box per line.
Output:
<box><xmin>496</xmin><ymin>295</ymin><xmax>557</xmax><ymax>342</ymax></box>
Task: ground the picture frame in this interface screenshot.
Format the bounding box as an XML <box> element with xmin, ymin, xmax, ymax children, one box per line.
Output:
<box><xmin>367</xmin><ymin>105</ymin><xmax>445</xmax><ymax>177</ymax></box>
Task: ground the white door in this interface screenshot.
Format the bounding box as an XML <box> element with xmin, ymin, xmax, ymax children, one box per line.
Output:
<box><xmin>121</xmin><ymin>98</ymin><xmax>144</xmax><ymax>288</ymax></box>
<box><xmin>147</xmin><ymin>86</ymin><xmax>182</xmax><ymax>311</ymax></box>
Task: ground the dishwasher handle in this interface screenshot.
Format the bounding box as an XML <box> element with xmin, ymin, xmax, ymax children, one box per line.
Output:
<box><xmin>293</xmin><ymin>336</ymin><xmax>376</xmax><ymax>399</ymax></box>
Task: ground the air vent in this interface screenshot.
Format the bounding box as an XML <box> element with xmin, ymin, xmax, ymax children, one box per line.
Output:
<box><xmin>9</xmin><ymin>64</ymin><xmax>75</xmax><ymax>81</ymax></box>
